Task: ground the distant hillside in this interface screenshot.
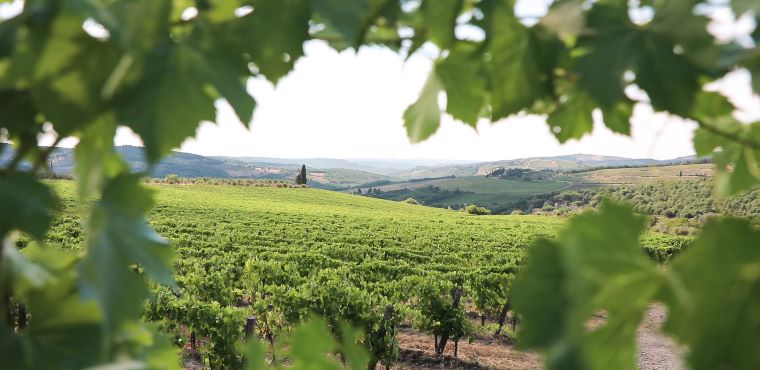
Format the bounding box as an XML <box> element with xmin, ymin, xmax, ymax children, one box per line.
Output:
<box><xmin>215</xmin><ymin>156</ymin><xmax>477</xmax><ymax>175</ymax></box>
<box><xmin>0</xmin><ymin>145</ymin><xmax>390</xmax><ymax>189</ymax></box>
<box><xmin>2</xmin><ymin>143</ymin><xmax>704</xmax><ymax>192</ymax></box>
<box><xmin>390</xmin><ymin>154</ymin><xmax>699</xmax><ymax>179</ymax></box>
<box><xmin>361</xmin><ymin>161</ymin><xmax>713</xmax><ymax>214</ymax></box>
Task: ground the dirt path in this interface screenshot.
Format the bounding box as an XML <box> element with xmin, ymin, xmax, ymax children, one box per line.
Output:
<box><xmin>637</xmin><ymin>304</ymin><xmax>684</xmax><ymax>370</ymax></box>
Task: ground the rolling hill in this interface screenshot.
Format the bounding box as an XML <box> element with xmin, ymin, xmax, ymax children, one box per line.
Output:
<box><xmin>0</xmin><ymin>145</ymin><xmax>393</xmax><ymax>189</ymax></box>
<box><xmin>359</xmin><ymin>162</ymin><xmax>713</xmax><ymax>214</ymax></box>
<box><xmin>1</xmin><ymin>143</ymin><xmax>706</xmax><ymax>194</ymax></box>
<box><xmin>389</xmin><ymin>154</ymin><xmax>699</xmax><ymax>179</ymax></box>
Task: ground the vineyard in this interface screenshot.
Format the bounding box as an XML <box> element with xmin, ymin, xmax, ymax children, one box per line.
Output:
<box><xmin>35</xmin><ymin>181</ymin><xmax>687</xmax><ymax>368</ymax></box>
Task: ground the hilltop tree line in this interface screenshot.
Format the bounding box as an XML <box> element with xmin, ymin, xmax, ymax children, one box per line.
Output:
<box><xmin>485</xmin><ymin>168</ymin><xmax>555</xmax><ymax>180</ymax></box>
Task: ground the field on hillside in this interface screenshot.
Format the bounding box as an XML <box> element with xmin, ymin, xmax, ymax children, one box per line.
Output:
<box><xmin>360</xmin><ymin>176</ymin><xmax>579</xmax><ymax>214</ymax></box>
<box><xmin>371</xmin><ymin>176</ymin><xmax>570</xmax><ymax>194</ymax></box>
<box><xmin>362</xmin><ymin>164</ymin><xmax>714</xmax><ymax>215</ymax></box>
<box><xmin>41</xmin><ymin>181</ymin><xmax>688</xmax><ymax>368</ymax></box>
<box><xmin>568</xmin><ymin>164</ymin><xmax>713</xmax><ymax>184</ymax></box>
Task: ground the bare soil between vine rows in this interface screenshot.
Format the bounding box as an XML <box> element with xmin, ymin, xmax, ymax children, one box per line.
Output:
<box><xmin>385</xmin><ymin>304</ymin><xmax>683</xmax><ymax>370</ymax></box>
<box><xmin>181</xmin><ymin>305</ymin><xmax>682</xmax><ymax>369</ymax></box>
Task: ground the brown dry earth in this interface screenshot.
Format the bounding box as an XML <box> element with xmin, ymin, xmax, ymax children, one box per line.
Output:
<box><xmin>387</xmin><ymin>304</ymin><xmax>683</xmax><ymax>370</ymax></box>
<box><xmin>635</xmin><ymin>304</ymin><xmax>684</xmax><ymax>370</ymax></box>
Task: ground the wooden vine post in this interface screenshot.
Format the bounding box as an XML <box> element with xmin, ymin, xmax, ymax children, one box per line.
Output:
<box><xmin>17</xmin><ymin>304</ymin><xmax>26</xmax><ymax>330</ymax></box>
<box><xmin>245</xmin><ymin>316</ymin><xmax>257</xmax><ymax>339</ymax></box>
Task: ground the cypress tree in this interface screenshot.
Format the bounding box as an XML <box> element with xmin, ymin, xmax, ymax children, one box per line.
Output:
<box><xmin>300</xmin><ymin>164</ymin><xmax>307</xmax><ymax>185</ymax></box>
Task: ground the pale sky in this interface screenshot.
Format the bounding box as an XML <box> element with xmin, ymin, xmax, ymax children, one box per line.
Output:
<box><xmin>175</xmin><ymin>41</ymin><xmax>701</xmax><ymax>161</ymax></box>
<box><xmin>3</xmin><ymin>0</ymin><xmax>758</xmax><ymax>161</ymax></box>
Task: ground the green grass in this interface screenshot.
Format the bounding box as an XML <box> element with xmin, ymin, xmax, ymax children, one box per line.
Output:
<box><xmin>432</xmin><ymin>177</ymin><xmax>570</xmax><ymax>194</ymax></box>
<box><xmin>373</xmin><ymin>176</ymin><xmax>570</xmax><ymax>195</ymax></box>
<box><xmin>364</xmin><ymin>176</ymin><xmax>574</xmax><ymax>213</ymax></box>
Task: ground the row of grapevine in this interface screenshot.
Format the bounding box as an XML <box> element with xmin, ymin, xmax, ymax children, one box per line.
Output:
<box><xmin>40</xmin><ymin>183</ymin><xmax>690</xmax><ymax>368</ymax></box>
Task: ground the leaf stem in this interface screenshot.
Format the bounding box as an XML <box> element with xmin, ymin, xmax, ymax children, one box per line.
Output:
<box><xmin>696</xmin><ymin>119</ymin><xmax>760</xmax><ymax>150</ymax></box>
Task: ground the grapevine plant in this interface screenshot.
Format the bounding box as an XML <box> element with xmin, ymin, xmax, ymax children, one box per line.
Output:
<box><xmin>1</xmin><ymin>0</ymin><xmax>759</xmax><ymax>369</ymax></box>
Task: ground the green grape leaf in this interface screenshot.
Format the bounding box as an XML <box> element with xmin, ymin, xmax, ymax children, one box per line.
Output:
<box><xmin>513</xmin><ymin>201</ymin><xmax>661</xmax><ymax>370</ymax></box>
<box><xmin>338</xmin><ymin>322</ymin><xmax>370</xmax><ymax>370</ymax></box>
<box><xmin>688</xmin><ymin>92</ymin><xmax>738</xmax><ymax>159</ymax></box>
<box><xmin>310</xmin><ymin>0</ymin><xmax>400</xmax><ymax>52</ymax></box>
<box><xmin>647</xmin><ymin>0</ymin><xmax>723</xmax><ymax>69</ymax></box>
<box><xmin>116</xmin><ymin>43</ymin><xmax>216</xmax><ymax>162</ymax></box>
<box><xmin>714</xmin><ymin>141</ymin><xmax>760</xmax><ymax>197</ymax></box>
<box><xmin>310</xmin><ymin>22</ymin><xmax>353</xmax><ymax>52</ymax></box>
<box><xmin>5</xmin><ymin>246</ymin><xmax>104</xmax><ymax>370</ymax></box>
<box><xmin>601</xmin><ymin>99</ymin><xmax>632</xmax><ymax>135</ymax></box>
<box><xmin>422</xmin><ymin>0</ymin><xmax>462</xmax><ymax>49</ymax></box>
<box><xmin>575</xmin><ymin>4</ymin><xmax>634</xmax><ymax>109</ymax></box>
<box><xmin>509</xmin><ymin>239</ymin><xmax>567</xmax><ymax>348</ymax></box>
<box><xmin>547</xmin><ymin>89</ymin><xmax>595</xmax><ymax>143</ymax></box>
<box><xmin>689</xmin><ymin>90</ymin><xmax>735</xmax><ymax>124</ymax></box>
<box><xmin>74</xmin><ymin>115</ymin><xmax>129</xmax><ymax>197</ymax></box>
<box><xmin>487</xmin><ymin>1</ymin><xmax>547</xmax><ymax>119</ymax></box>
<box><xmin>663</xmin><ymin>218</ymin><xmax>760</xmax><ymax>370</ymax></box>
<box><xmin>311</xmin><ymin>0</ymin><xmax>372</xmax><ymax>48</ymax></box>
<box><xmin>0</xmin><ymin>89</ymin><xmax>38</xmax><ymax>134</ymax></box>
<box><xmin>236</xmin><ymin>0</ymin><xmax>310</xmax><ymax>83</ymax></box>
<box><xmin>244</xmin><ymin>337</ymin><xmax>267</xmax><ymax>370</ymax></box>
<box><xmin>1</xmin><ymin>239</ymin><xmax>54</xmax><ymax>292</ymax></box>
<box><xmin>0</xmin><ymin>15</ymin><xmax>20</xmax><ymax>60</ymax></box>
<box><xmin>142</xmin><ymin>327</ymin><xmax>181</xmax><ymax>370</ymax></box>
<box><xmin>751</xmin><ymin>64</ymin><xmax>760</xmax><ymax>95</ymax></box>
<box><xmin>687</xmin><ymin>92</ymin><xmax>759</xmax><ymax>196</ymax></box>
<box><xmin>744</xmin><ymin>50</ymin><xmax>760</xmax><ymax>95</ymax></box>
<box><xmin>732</xmin><ymin>0</ymin><xmax>760</xmax><ymax>14</ymax></box>
<box><xmin>403</xmin><ymin>66</ymin><xmax>442</xmax><ymax>143</ymax></box>
<box><xmin>6</xmin><ymin>289</ymin><xmax>104</xmax><ymax>370</ymax></box>
<box><xmin>288</xmin><ymin>317</ymin><xmax>342</xmax><ymax>370</ymax></box>
<box><xmin>8</xmin><ymin>10</ymin><xmax>120</xmax><ymax>136</ymax></box>
<box><xmin>692</xmin><ymin>128</ymin><xmax>721</xmax><ymax>157</ymax></box>
<box><xmin>0</xmin><ymin>172</ymin><xmax>56</xmax><ymax>239</ymax></box>
<box><xmin>103</xmin><ymin>0</ymin><xmax>171</xmax><ymax>55</ymax></box>
<box><xmin>205</xmin><ymin>0</ymin><xmax>245</xmax><ymax>22</ymax></box>
<box><xmin>436</xmin><ymin>43</ymin><xmax>486</xmax><ymax>127</ymax></box>
<box><xmin>78</xmin><ymin>174</ymin><xmax>174</xmax><ymax>333</ymax></box>
<box><xmin>635</xmin><ymin>33</ymin><xmax>700</xmax><ymax>116</ymax></box>
<box><xmin>189</xmin><ymin>21</ymin><xmax>255</xmax><ymax>125</ymax></box>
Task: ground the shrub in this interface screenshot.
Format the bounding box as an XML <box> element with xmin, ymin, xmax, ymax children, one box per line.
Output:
<box><xmin>463</xmin><ymin>204</ymin><xmax>491</xmax><ymax>215</ymax></box>
<box><xmin>165</xmin><ymin>174</ymin><xmax>180</xmax><ymax>184</ymax></box>
<box><xmin>510</xmin><ymin>209</ymin><xmax>525</xmax><ymax>215</ymax></box>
